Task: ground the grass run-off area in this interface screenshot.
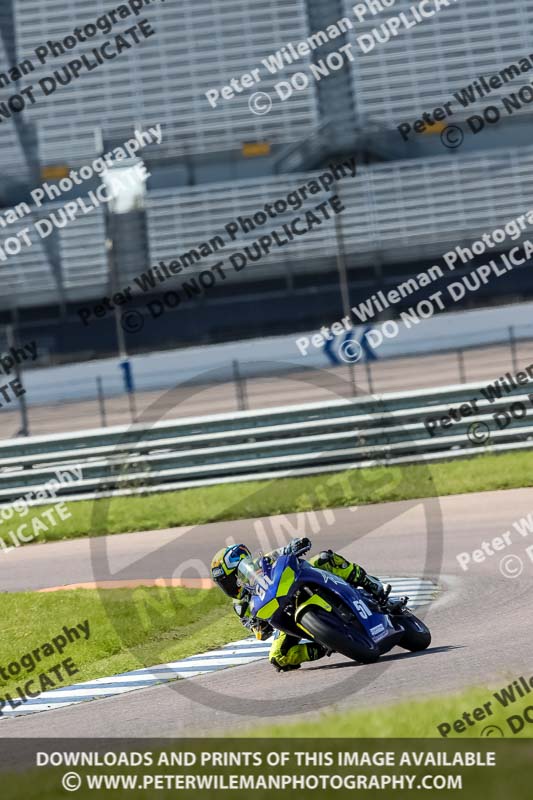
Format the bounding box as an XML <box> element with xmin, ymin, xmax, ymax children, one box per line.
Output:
<box><xmin>6</xmin><ymin>449</ymin><xmax>533</xmax><ymax>546</ymax></box>
<box><xmin>247</xmin><ymin>682</ymin><xmax>533</xmax><ymax>738</ymax></box>
<box><xmin>0</xmin><ymin>587</ymin><xmax>243</xmax><ymax>698</ymax></box>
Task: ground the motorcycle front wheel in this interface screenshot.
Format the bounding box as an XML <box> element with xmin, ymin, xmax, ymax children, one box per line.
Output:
<box><xmin>397</xmin><ymin>611</ymin><xmax>431</xmax><ymax>652</ymax></box>
<box><xmin>299</xmin><ymin>606</ymin><xmax>379</xmax><ymax>664</ymax></box>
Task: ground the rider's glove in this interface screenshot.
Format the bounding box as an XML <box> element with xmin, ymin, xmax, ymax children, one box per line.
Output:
<box><xmin>233</xmin><ymin>598</ymin><xmax>249</xmax><ymax>619</ymax></box>
<box><xmin>284</xmin><ymin>537</ymin><xmax>312</xmax><ymax>556</ymax></box>
<box><xmin>233</xmin><ymin>588</ymin><xmax>252</xmax><ymax>619</ymax></box>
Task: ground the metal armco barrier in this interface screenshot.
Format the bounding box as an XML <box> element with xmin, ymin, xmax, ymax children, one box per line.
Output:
<box><xmin>1</xmin><ymin>379</ymin><xmax>532</xmax><ymax>505</ymax></box>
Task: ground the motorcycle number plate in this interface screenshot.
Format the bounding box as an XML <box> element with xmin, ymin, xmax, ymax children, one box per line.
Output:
<box><xmin>353</xmin><ymin>598</ymin><xmax>371</xmax><ymax>619</ymax></box>
<box><xmin>255</xmin><ymin>573</ymin><xmax>274</xmax><ymax>600</ymax></box>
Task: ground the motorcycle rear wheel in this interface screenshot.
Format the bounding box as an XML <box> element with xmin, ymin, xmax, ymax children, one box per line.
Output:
<box><xmin>299</xmin><ymin>606</ymin><xmax>379</xmax><ymax>664</ymax></box>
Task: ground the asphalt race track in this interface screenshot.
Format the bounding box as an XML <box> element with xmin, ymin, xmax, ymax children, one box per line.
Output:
<box><xmin>0</xmin><ymin>488</ymin><xmax>532</xmax><ymax>737</ymax></box>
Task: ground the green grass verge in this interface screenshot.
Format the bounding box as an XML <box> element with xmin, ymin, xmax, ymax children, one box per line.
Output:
<box><xmin>246</xmin><ymin>682</ymin><xmax>533</xmax><ymax>738</ymax></box>
<box><xmin>4</xmin><ymin>449</ymin><xmax>533</xmax><ymax>547</ymax></box>
<box><xmin>0</xmin><ymin>587</ymin><xmax>243</xmax><ymax>697</ymax></box>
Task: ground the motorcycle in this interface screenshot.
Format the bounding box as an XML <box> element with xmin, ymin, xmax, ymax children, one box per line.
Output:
<box><xmin>237</xmin><ymin>550</ymin><xmax>431</xmax><ymax>663</ymax></box>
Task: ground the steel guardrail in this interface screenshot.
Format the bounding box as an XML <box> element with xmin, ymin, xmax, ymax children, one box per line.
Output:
<box><xmin>0</xmin><ymin>378</ymin><xmax>532</xmax><ymax>504</ymax></box>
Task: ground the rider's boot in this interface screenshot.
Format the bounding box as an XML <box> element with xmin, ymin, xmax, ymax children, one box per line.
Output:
<box><xmin>387</xmin><ymin>596</ymin><xmax>409</xmax><ymax>614</ymax></box>
<box><xmin>357</xmin><ymin>572</ymin><xmax>391</xmax><ymax>603</ymax></box>
<box><xmin>270</xmin><ymin>642</ymin><xmax>327</xmax><ymax>672</ymax></box>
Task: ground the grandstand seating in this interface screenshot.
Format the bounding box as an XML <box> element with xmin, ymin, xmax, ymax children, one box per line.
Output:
<box><xmin>15</xmin><ymin>0</ymin><xmax>319</xmax><ymax>164</ymax></box>
<box><xmin>0</xmin><ymin>203</ymin><xmax>106</xmax><ymax>309</ymax></box>
<box><xmin>1</xmin><ymin>144</ymin><xmax>532</xmax><ymax>312</ymax></box>
<box><xmin>0</xmin><ymin>212</ymin><xmax>60</xmax><ymax>307</ymax></box>
<box><xmin>56</xmin><ymin>207</ymin><xmax>108</xmax><ymax>302</ymax></box>
<box><xmin>1</xmin><ymin>0</ymin><xmax>533</xmax><ymax>324</ymax></box>
<box><xmin>343</xmin><ymin>0</ymin><xmax>533</xmax><ymax>125</ymax></box>
<box><xmin>145</xmin><ymin>175</ymin><xmax>339</xmax><ymax>286</ymax></box>
<box><xmin>146</xmin><ymin>146</ymin><xmax>533</xmax><ymax>282</ymax></box>
<box><xmin>0</xmin><ymin>30</ymin><xmax>31</xmax><ymax>182</ymax></box>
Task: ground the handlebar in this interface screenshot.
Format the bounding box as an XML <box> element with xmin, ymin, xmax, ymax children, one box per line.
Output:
<box><xmin>293</xmin><ymin>543</ymin><xmax>312</xmax><ymax>557</ymax></box>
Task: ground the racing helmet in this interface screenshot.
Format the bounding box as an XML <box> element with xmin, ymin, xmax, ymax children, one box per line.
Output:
<box><xmin>210</xmin><ymin>544</ymin><xmax>252</xmax><ymax>597</ymax></box>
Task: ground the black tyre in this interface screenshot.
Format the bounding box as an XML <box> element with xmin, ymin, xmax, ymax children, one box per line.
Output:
<box><xmin>299</xmin><ymin>606</ymin><xmax>379</xmax><ymax>664</ymax></box>
<box><xmin>398</xmin><ymin>613</ymin><xmax>431</xmax><ymax>652</ymax></box>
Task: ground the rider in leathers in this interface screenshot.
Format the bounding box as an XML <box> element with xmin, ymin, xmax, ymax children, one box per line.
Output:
<box><xmin>210</xmin><ymin>537</ymin><xmax>388</xmax><ymax>672</ymax></box>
